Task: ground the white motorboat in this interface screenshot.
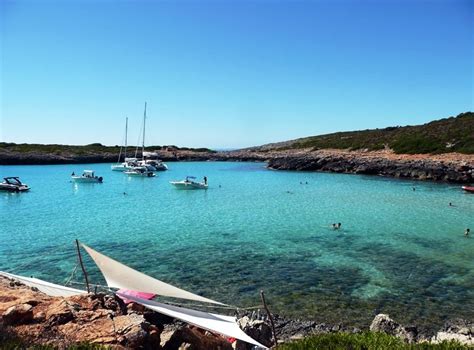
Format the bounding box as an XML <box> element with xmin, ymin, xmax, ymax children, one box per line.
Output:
<box><xmin>124</xmin><ymin>166</ymin><xmax>156</xmax><ymax>177</ymax></box>
<box><xmin>0</xmin><ymin>177</ymin><xmax>30</xmax><ymax>192</ymax></box>
<box><xmin>71</xmin><ymin>170</ymin><xmax>103</xmax><ymax>183</ymax></box>
<box><xmin>170</xmin><ymin>176</ymin><xmax>208</xmax><ymax>190</ymax></box>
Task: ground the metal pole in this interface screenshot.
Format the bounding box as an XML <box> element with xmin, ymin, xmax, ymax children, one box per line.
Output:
<box><xmin>75</xmin><ymin>239</ymin><xmax>90</xmax><ymax>293</ymax></box>
<box><xmin>124</xmin><ymin>117</ymin><xmax>128</xmax><ymax>160</ymax></box>
<box><xmin>142</xmin><ymin>102</ymin><xmax>146</xmax><ymax>160</ymax></box>
<box><xmin>260</xmin><ymin>290</ymin><xmax>278</xmax><ymax>346</ymax></box>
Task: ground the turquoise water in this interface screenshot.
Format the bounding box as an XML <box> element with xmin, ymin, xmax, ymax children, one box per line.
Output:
<box><xmin>1</xmin><ymin>162</ymin><xmax>473</xmax><ymax>331</ymax></box>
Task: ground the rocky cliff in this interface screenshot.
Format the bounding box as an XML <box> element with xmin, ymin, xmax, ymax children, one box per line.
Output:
<box><xmin>265</xmin><ymin>149</ymin><xmax>474</xmax><ymax>183</ymax></box>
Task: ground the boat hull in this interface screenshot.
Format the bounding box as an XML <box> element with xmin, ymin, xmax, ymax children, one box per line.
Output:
<box><xmin>462</xmin><ymin>186</ymin><xmax>474</xmax><ymax>193</ymax></box>
<box><xmin>125</xmin><ymin>171</ymin><xmax>155</xmax><ymax>177</ymax></box>
<box><xmin>71</xmin><ymin>177</ymin><xmax>103</xmax><ymax>183</ymax></box>
<box><xmin>0</xmin><ymin>184</ymin><xmax>30</xmax><ymax>192</ymax></box>
<box><xmin>170</xmin><ymin>181</ymin><xmax>208</xmax><ymax>190</ymax></box>
<box><xmin>111</xmin><ymin>165</ymin><xmax>129</xmax><ymax>171</ymax></box>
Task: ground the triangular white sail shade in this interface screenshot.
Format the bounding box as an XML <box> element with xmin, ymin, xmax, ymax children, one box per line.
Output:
<box><xmin>116</xmin><ymin>292</ymin><xmax>267</xmax><ymax>349</ymax></box>
<box><xmin>0</xmin><ymin>271</ymin><xmax>86</xmax><ymax>297</ymax></box>
<box><xmin>81</xmin><ymin>243</ymin><xmax>225</xmax><ymax>305</ymax></box>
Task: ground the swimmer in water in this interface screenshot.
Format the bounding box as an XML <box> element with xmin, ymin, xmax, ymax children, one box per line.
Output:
<box><xmin>465</xmin><ymin>228</ymin><xmax>470</xmax><ymax>237</ymax></box>
<box><xmin>337</xmin><ymin>223</ymin><xmax>342</xmax><ymax>229</ymax></box>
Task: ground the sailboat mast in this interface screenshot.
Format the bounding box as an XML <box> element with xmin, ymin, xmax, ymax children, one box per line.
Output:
<box><xmin>124</xmin><ymin>117</ymin><xmax>128</xmax><ymax>160</ymax></box>
<box><xmin>142</xmin><ymin>102</ymin><xmax>146</xmax><ymax>160</ymax></box>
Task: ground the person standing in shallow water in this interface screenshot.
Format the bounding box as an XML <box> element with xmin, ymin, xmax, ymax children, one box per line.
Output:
<box><xmin>465</xmin><ymin>228</ymin><xmax>470</xmax><ymax>237</ymax></box>
<box><xmin>203</xmin><ymin>176</ymin><xmax>208</xmax><ymax>185</ymax></box>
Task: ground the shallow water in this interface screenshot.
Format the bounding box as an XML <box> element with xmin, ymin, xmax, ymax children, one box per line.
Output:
<box><xmin>1</xmin><ymin>162</ymin><xmax>473</xmax><ymax>331</ymax></box>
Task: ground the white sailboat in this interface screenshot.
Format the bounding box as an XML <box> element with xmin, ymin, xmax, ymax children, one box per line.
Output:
<box><xmin>134</xmin><ymin>102</ymin><xmax>168</xmax><ymax>171</ymax></box>
<box><xmin>127</xmin><ymin>102</ymin><xmax>157</xmax><ymax>177</ymax></box>
<box><xmin>111</xmin><ymin>117</ymin><xmax>136</xmax><ymax>171</ymax></box>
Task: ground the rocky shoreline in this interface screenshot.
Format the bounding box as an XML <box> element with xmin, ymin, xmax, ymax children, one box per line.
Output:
<box><xmin>1</xmin><ymin>276</ymin><xmax>472</xmax><ymax>349</ymax></box>
<box><xmin>1</xmin><ymin>146</ymin><xmax>473</xmax><ymax>184</ymax></box>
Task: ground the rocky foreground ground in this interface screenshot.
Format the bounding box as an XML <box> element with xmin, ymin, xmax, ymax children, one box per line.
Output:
<box><xmin>0</xmin><ymin>276</ymin><xmax>472</xmax><ymax>349</ymax></box>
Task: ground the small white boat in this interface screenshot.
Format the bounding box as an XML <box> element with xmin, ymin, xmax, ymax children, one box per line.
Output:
<box><xmin>0</xmin><ymin>177</ymin><xmax>30</xmax><ymax>192</ymax></box>
<box><xmin>170</xmin><ymin>176</ymin><xmax>208</xmax><ymax>190</ymax></box>
<box><xmin>124</xmin><ymin>166</ymin><xmax>156</xmax><ymax>177</ymax></box>
<box><xmin>71</xmin><ymin>170</ymin><xmax>103</xmax><ymax>183</ymax></box>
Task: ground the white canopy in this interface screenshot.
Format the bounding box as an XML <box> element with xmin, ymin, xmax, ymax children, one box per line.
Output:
<box><xmin>81</xmin><ymin>243</ymin><xmax>224</xmax><ymax>305</ymax></box>
<box><xmin>116</xmin><ymin>292</ymin><xmax>267</xmax><ymax>349</ymax></box>
<box><xmin>0</xmin><ymin>271</ymin><xmax>86</xmax><ymax>297</ymax></box>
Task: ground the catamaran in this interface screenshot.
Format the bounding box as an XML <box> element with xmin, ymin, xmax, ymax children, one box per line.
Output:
<box><xmin>71</xmin><ymin>170</ymin><xmax>103</xmax><ymax>183</ymax></box>
<box><xmin>142</xmin><ymin>151</ymin><xmax>168</xmax><ymax>171</ymax></box>
<box><xmin>0</xmin><ymin>241</ymin><xmax>267</xmax><ymax>348</ymax></box>
<box><xmin>170</xmin><ymin>176</ymin><xmax>208</xmax><ymax>190</ymax></box>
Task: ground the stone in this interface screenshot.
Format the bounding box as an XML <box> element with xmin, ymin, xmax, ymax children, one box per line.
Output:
<box><xmin>161</xmin><ymin>326</ymin><xmax>233</xmax><ymax>350</ymax></box>
<box><xmin>2</xmin><ymin>303</ymin><xmax>34</xmax><ymax>325</ymax></box>
<box><xmin>370</xmin><ymin>314</ymin><xmax>417</xmax><ymax>343</ymax></box>
<box><xmin>46</xmin><ymin>300</ymin><xmax>74</xmax><ymax>326</ymax></box>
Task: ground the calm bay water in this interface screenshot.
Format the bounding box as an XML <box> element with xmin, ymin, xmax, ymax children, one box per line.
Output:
<box><xmin>1</xmin><ymin>162</ymin><xmax>473</xmax><ymax>331</ymax></box>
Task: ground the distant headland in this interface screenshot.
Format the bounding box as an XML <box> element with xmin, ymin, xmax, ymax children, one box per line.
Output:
<box><xmin>1</xmin><ymin>112</ymin><xmax>473</xmax><ymax>183</ymax></box>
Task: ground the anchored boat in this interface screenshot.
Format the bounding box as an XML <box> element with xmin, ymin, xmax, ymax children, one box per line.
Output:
<box><xmin>170</xmin><ymin>176</ymin><xmax>208</xmax><ymax>190</ymax></box>
<box><xmin>0</xmin><ymin>177</ymin><xmax>30</xmax><ymax>192</ymax></box>
<box><xmin>131</xmin><ymin>102</ymin><xmax>168</xmax><ymax>173</ymax></box>
<box><xmin>462</xmin><ymin>186</ymin><xmax>474</xmax><ymax>193</ymax></box>
<box><xmin>124</xmin><ymin>166</ymin><xmax>156</xmax><ymax>177</ymax></box>
<box><xmin>71</xmin><ymin>170</ymin><xmax>103</xmax><ymax>183</ymax></box>
<box><xmin>112</xmin><ymin>117</ymin><xmax>135</xmax><ymax>171</ymax></box>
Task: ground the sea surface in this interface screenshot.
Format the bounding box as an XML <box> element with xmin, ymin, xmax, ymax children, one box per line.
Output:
<box><xmin>1</xmin><ymin>162</ymin><xmax>473</xmax><ymax>332</ymax></box>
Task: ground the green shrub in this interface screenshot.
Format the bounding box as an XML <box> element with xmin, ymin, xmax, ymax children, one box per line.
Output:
<box><xmin>277</xmin><ymin>332</ymin><xmax>470</xmax><ymax>350</ymax></box>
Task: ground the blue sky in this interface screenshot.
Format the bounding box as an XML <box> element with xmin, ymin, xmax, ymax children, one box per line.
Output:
<box><xmin>1</xmin><ymin>0</ymin><xmax>472</xmax><ymax>148</ymax></box>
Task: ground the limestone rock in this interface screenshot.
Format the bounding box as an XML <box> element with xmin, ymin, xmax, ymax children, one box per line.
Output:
<box><xmin>370</xmin><ymin>314</ymin><xmax>417</xmax><ymax>343</ymax></box>
<box><xmin>2</xmin><ymin>303</ymin><xmax>33</xmax><ymax>325</ymax></box>
<box><xmin>431</xmin><ymin>319</ymin><xmax>474</xmax><ymax>346</ymax></box>
<box><xmin>161</xmin><ymin>326</ymin><xmax>233</xmax><ymax>350</ymax></box>
<box><xmin>235</xmin><ymin>317</ymin><xmax>273</xmax><ymax>349</ymax></box>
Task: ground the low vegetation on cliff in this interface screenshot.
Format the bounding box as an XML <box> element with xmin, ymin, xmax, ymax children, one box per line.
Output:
<box><xmin>0</xmin><ymin>143</ymin><xmax>214</xmax><ymax>155</ymax></box>
<box><xmin>268</xmin><ymin>112</ymin><xmax>474</xmax><ymax>154</ymax></box>
<box><xmin>278</xmin><ymin>332</ymin><xmax>470</xmax><ymax>350</ymax></box>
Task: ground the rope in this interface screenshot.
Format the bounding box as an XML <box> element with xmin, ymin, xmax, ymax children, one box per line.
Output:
<box><xmin>64</xmin><ymin>263</ymin><xmax>79</xmax><ymax>286</ymax></box>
